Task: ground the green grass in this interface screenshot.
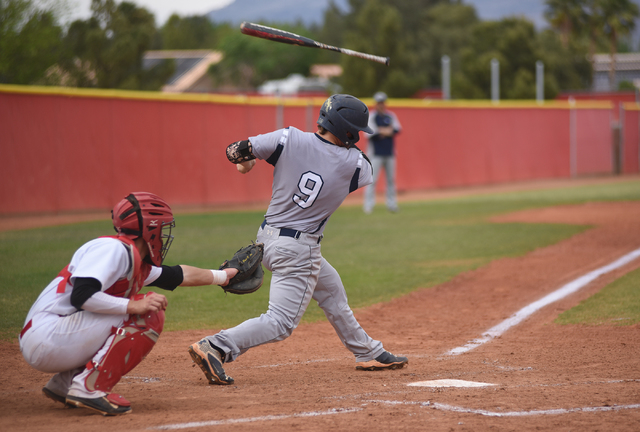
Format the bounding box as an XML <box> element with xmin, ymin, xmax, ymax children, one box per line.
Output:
<box><xmin>2</xmin><ymin>178</ymin><xmax>640</xmax><ymax>340</ymax></box>
<box><xmin>555</xmin><ymin>267</ymin><xmax>640</xmax><ymax>326</ymax></box>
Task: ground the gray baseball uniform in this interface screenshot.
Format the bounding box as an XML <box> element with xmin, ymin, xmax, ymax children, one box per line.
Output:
<box><xmin>207</xmin><ymin>126</ymin><xmax>385</xmax><ymax>363</ymax></box>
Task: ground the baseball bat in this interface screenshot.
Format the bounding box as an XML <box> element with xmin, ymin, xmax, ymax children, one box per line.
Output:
<box><xmin>240</xmin><ymin>22</ymin><xmax>390</xmax><ymax>66</ymax></box>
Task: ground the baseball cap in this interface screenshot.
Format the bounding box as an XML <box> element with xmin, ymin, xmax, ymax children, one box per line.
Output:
<box><xmin>373</xmin><ymin>91</ymin><xmax>387</xmax><ymax>103</ymax></box>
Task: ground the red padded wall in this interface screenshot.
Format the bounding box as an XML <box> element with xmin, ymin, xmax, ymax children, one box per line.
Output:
<box><xmin>0</xmin><ymin>87</ymin><xmax>619</xmax><ymax>215</ymax></box>
<box><xmin>622</xmin><ymin>106</ymin><xmax>640</xmax><ymax>174</ymax></box>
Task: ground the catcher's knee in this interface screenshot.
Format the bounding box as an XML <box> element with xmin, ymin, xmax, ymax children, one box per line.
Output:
<box><xmin>84</xmin><ymin>305</ymin><xmax>165</xmax><ymax>392</ymax></box>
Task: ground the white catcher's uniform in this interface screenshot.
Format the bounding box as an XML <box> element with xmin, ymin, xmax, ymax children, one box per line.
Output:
<box><xmin>19</xmin><ymin>237</ymin><xmax>163</xmax><ymax>398</ymax></box>
<box><xmin>209</xmin><ymin>127</ymin><xmax>385</xmax><ymax>363</ymax></box>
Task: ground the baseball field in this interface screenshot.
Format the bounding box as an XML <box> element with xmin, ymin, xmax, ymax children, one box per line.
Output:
<box><xmin>1</xmin><ymin>175</ymin><xmax>640</xmax><ymax>431</ymax></box>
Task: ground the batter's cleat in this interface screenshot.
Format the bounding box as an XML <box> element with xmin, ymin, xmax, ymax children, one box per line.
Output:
<box><xmin>188</xmin><ymin>340</ymin><xmax>234</xmax><ymax>385</ymax></box>
<box><xmin>355</xmin><ymin>351</ymin><xmax>409</xmax><ymax>371</ymax></box>
<box><xmin>65</xmin><ymin>393</ymin><xmax>131</xmax><ymax>416</ymax></box>
<box><xmin>42</xmin><ymin>387</ymin><xmax>76</xmax><ymax>408</ymax></box>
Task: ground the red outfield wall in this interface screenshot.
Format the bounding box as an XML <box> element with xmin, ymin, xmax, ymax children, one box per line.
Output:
<box><xmin>0</xmin><ymin>85</ymin><xmax>625</xmax><ymax>216</ymax></box>
<box><xmin>622</xmin><ymin>103</ymin><xmax>640</xmax><ymax>174</ymax></box>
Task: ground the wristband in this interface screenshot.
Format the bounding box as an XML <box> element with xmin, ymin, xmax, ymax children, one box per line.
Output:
<box><xmin>210</xmin><ymin>269</ymin><xmax>227</xmax><ymax>285</ymax></box>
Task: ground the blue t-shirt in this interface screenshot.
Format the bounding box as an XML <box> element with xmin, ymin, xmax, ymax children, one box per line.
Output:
<box><xmin>368</xmin><ymin>111</ymin><xmax>401</xmax><ymax>156</ymax></box>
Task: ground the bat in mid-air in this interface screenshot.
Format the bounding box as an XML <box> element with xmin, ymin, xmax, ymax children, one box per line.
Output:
<box><xmin>240</xmin><ymin>22</ymin><xmax>390</xmax><ymax>66</ymax></box>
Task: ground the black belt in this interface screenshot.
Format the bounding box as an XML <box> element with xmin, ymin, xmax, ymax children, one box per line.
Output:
<box><xmin>261</xmin><ymin>220</ymin><xmax>322</xmax><ymax>243</ymax></box>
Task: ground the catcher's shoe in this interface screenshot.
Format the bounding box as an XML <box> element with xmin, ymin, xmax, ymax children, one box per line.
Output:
<box><xmin>188</xmin><ymin>340</ymin><xmax>234</xmax><ymax>385</ymax></box>
<box><xmin>355</xmin><ymin>351</ymin><xmax>408</xmax><ymax>371</ymax></box>
<box><xmin>65</xmin><ymin>393</ymin><xmax>131</xmax><ymax>416</ymax></box>
<box><xmin>42</xmin><ymin>387</ymin><xmax>76</xmax><ymax>408</ymax></box>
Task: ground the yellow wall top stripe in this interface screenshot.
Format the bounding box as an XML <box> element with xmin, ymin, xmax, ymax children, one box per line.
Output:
<box><xmin>0</xmin><ymin>84</ymin><xmax>614</xmax><ymax>110</ymax></box>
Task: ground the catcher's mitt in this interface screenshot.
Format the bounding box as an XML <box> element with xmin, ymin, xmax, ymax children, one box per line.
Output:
<box><xmin>220</xmin><ymin>242</ymin><xmax>264</xmax><ymax>294</ymax></box>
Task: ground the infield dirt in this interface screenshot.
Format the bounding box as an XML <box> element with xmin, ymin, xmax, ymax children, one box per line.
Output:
<box><xmin>1</xmin><ymin>179</ymin><xmax>640</xmax><ymax>431</ymax></box>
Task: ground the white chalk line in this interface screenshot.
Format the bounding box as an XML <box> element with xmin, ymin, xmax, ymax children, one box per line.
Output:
<box><xmin>147</xmin><ymin>377</ymin><xmax>640</xmax><ymax>430</ymax></box>
<box><xmin>367</xmin><ymin>400</ymin><xmax>640</xmax><ymax>417</ymax></box>
<box><xmin>145</xmin><ymin>249</ymin><xmax>640</xmax><ymax>430</ymax></box>
<box><xmin>149</xmin><ymin>408</ymin><xmax>361</xmax><ymax>430</ymax></box>
<box><xmin>446</xmin><ymin>247</ymin><xmax>640</xmax><ymax>356</ymax></box>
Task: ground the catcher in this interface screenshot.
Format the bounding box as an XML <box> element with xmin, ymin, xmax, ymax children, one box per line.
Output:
<box><xmin>19</xmin><ymin>192</ymin><xmax>253</xmax><ymax>416</ymax></box>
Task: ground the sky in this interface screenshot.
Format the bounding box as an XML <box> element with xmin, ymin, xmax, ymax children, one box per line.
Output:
<box><xmin>63</xmin><ymin>0</ymin><xmax>547</xmax><ymax>27</ymax></box>
<box><xmin>66</xmin><ymin>0</ymin><xmax>234</xmax><ymax>24</ymax></box>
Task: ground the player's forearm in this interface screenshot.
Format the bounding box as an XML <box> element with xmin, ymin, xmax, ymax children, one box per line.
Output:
<box><xmin>179</xmin><ymin>265</ymin><xmax>237</xmax><ymax>287</ymax></box>
<box><xmin>82</xmin><ymin>291</ymin><xmax>129</xmax><ymax>315</ymax></box>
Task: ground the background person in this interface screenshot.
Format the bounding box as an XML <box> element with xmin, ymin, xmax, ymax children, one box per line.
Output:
<box><xmin>19</xmin><ymin>192</ymin><xmax>238</xmax><ymax>416</ymax></box>
<box><xmin>363</xmin><ymin>91</ymin><xmax>402</xmax><ymax>214</ymax></box>
<box><xmin>188</xmin><ymin>94</ymin><xmax>408</xmax><ymax>387</ymax></box>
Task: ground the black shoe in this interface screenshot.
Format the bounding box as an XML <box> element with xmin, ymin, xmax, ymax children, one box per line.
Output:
<box><xmin>65</xmin><ymin>394</ymin><xmax>131</xmax><ymax>416</ymax></box>
<box><xmin>188</xmin><ymin>340</ymin><xmax>234</xmax><ymax>385</ymax></box>
<box><xmin>356</xmin><ymin>351</ymin><xmax>408</xmax><ymax>371</ymax></box>
<box><xmin>42</xmin><ymin>387</ymin><xmax>76</xmax><ymax>408</ymax></box>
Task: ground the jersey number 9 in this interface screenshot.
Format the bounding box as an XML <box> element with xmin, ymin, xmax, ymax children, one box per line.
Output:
<box><xmin>293</xmin><ymin>172</ymin><xmax>324</xmax><ymax>209</ymax></box>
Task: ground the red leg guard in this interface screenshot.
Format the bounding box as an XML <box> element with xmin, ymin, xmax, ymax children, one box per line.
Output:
<box><xmin>84</xmin><ymin>293</ymin><xmax>165</xmax><ymax>392</ymax></box>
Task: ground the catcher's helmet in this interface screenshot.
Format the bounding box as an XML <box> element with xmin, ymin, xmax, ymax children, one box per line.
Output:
<box><xmin>317</xmin><ymin>94</ymin><xmax>373</xmax><ymax>147</ymax></box>
<box><xmin>112</xmin><ymin>192</ymin><xmax>175</xmax><ymax>266</ymax></box>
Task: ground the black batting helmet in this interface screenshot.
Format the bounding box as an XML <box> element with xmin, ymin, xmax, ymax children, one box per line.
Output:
<box><xmin>317</xmin><ymin>94</ymin><xmax>373</xmax><ymax>147</ymax></box>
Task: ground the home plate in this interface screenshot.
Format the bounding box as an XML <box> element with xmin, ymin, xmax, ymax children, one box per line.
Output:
<box><xmin>408</xmin><ymin>379</ymin><xmax>497</xmax><ymax>388</ymax></box>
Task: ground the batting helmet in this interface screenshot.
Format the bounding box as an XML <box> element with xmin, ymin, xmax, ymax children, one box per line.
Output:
<box><xmin>317</xmin><ymin>94</ymin><xmax>373</xmax><ymax>147</ymax></box>
<box><xmin>112</xmin><ymin>192</ymin><xmax>175</xmax><ymax>266</ymax></box>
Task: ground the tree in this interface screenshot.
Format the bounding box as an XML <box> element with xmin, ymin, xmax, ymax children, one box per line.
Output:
<box><xmin>315</xmin><ymin>0</ymin><xmax>349</xmax><ymax>64</ymax></box>
<box><xmin>544</xmin><ymin>0</ymin><xmax>587</xmax><ymax>48</ymax></box>
<box><xmin>0</xmin><ymin>0</ymin><xmax>63</xmax><ymax>84</ymax></box>
<box><xmin>160</xmin><ymin>14</ymin><xmax>225</xmax><ymax>49</ymax></box>
<box><xmin>59</xmin><ymin>0</ymin><xmax>174</xmax><ymax>90</ymax></box>
<box><xmin>596</xmin><ymin>0</ymin><xmax>639</xmax><ymax>88</ymax></box>
<box><xmin>208</xmin><ymin>22</ymin><xmax>320</xmax><ymax>90</ymax></box>
<box><xmin>538</xmin><ymin>28</ymin><xmax>592</xmax><ymax>92</ymax></box>
<box><xmin>455</xmin><ymin>17</ymin><xmax>588</xmax><ymax>99</ymax></box>
<box><xmin>340</xmin><ymin>0</ymin><xmax>418</xmax><ymax>97</ymax></box>
<box><xmin>418</xmin><ymin>2</ymin><xmax>479</xmax><ymax>88</ymax></box>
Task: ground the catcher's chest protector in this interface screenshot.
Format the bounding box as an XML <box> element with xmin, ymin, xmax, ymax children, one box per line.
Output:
<box><xmin>101</xmin><ymin>236</ymin><xmax>151</xmax><ymax>299</ymax></box>
<box><xmin>54</xmin><ymin>236</ymin><xmax>151</xmax><ymax>300</ymax></box>
<box><xmin>84</xmin><ymin>293</ymin><xmax>165</xmax><ymax>392</ymax></box>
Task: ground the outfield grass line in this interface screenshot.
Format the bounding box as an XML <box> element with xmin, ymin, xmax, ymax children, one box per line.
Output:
<box><xmin>446</xmin><ymin>247</ymin><xmax>640</xmax><ymax>356</ymax></box>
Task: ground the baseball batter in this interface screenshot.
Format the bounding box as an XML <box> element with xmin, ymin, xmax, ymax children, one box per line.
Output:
<box><xmin>20</xmin><ymin>192</ymin><xmax>238</xmax><ymax>416</ymax></box>
<box><xmin>189</xmin><ymin>94</ymin><xmax>408</xmax><ymax>385</ymax></box>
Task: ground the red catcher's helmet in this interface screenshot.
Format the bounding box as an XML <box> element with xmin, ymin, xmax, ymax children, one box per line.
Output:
<box><xmin>112</xmin><ymin>192</ymin><xmax>175</xmax><ymax>266</ymax></box>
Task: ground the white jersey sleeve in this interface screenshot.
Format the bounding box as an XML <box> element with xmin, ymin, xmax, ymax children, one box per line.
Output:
<box><xmin>81</xmin><ymin>291</ymin><xmax>129</xmax><ymax>315</ymax></box>
<box><xmin>68</xmin><ymin>238</ymin><xmax>131</xmax><ymax>290</ymax></box>
<box><xmin>249</xmin><ymin>128</ymin><xmax>288</xmax><ymax>162</ymax></box>
<box><xmin>25</xmin><ymin>238</ymin><xmax>133</xmax><ymax>319</ymax></box>
<box><xmin>358</xmin><ymin>151</ymin><xmax>374</xmax><ymax>187</ymax></box>
<box><xmin>390</xmin><ymin>110</ymin><xmax>402</xmax><ymax>133</ymax></box>
<box><xmin>367</xmin><ymin>110</ymin><xmax>378</xmax><ymax>136</ymax></box>
<box><xmin>144</xmin><ymin>266</ymin><xmax>163</xmax><ymax>286</ymax></box>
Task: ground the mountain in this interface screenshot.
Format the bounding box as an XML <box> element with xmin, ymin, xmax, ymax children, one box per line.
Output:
<box><xmin>207</xmin><ymin>0</ymin><xmax>349</xmax><ymax>26</ymax></box>
<box><xmin>207</xmin><ymin>0</ymin><xmax>546</xmax><ymax>27</ymax></box>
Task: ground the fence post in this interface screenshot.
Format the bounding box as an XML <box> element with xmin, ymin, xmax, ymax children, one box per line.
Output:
<box><xmin>536</xmin><ymin>61</ymin><xmax>544</xmax><ymax>103</ymax></box>
<box><xmin>276</xmin><ymin>92</ymin><xmax>284</xmax><ymax>130</ymax></box>
<box><xmin>306</xmin><ymin>99</ymin><xmax>314</xmax><ymax>132</ymax></box>
<box><xmin>569</xmin><ymin>97</ymin><xmax>577</xmax><ymax>177</ymax></box>
<box><xmin>442</xmin><ymin>55</ymin><xmax>451</xmax><ymax>100</ymax></box>
<box><xmin>491</xmin><ymin>58</ymin><xmax>499</xmax><ymax>102</ymax></box>
<box><xmin>612</xmin><ymin>105</ymin><xmax>623</xmax><ymax>174</ymax></box>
